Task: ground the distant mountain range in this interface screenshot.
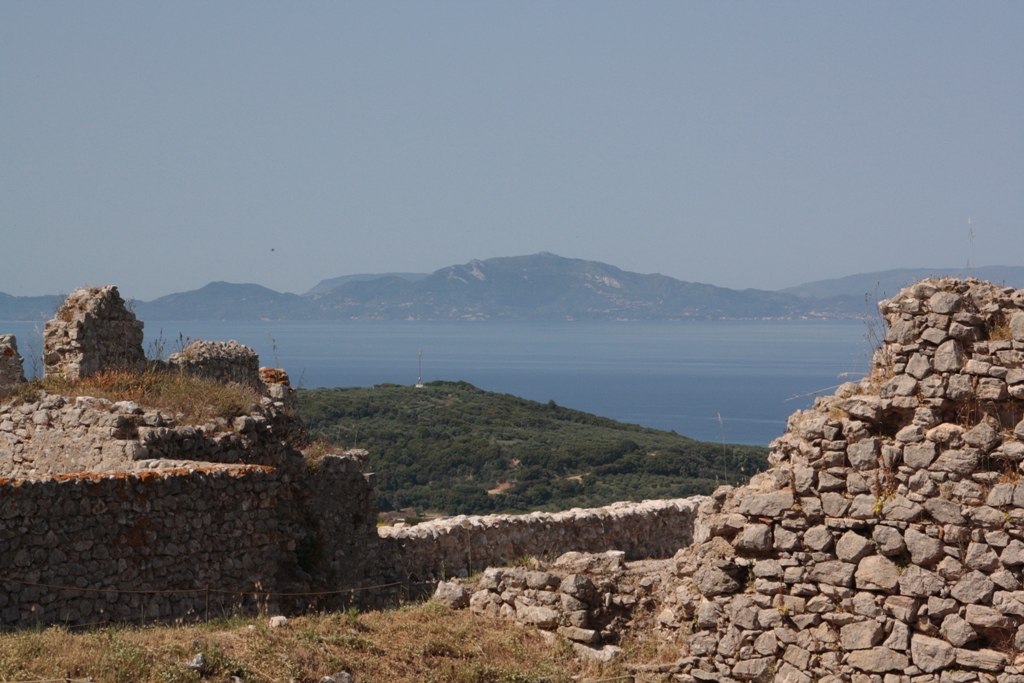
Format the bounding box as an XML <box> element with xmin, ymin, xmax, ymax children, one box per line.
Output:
<box><xmin>2</xmin><ymin>254</ymin><xmax>1022</xmax><ymax>322</ymax></box>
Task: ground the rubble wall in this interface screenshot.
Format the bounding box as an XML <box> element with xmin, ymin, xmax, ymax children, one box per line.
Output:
<box><xmin>43</xmin><ymin>286</ymin><xmax>145</xmax><ymax>380</ymax></box>
<box><xmin>379</xmin><ymin>497</ymin><xmax>703</xmax><ymax>581</ymax></box>
<box><xmin>0</xmin><ymin>392</ymin><xmax>295</xmax><ymax>479</ymax></box>
<box><xmin>664</xmin><ymin>278</ymin><xmax>1024</xmax><ymax>683</ymax></box>
<box><xmin>0</xmin><ymin>465</ymin><xmax>288</xmax><ymax>628</ymax></box>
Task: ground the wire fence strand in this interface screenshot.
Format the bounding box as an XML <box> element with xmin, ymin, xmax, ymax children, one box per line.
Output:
<box><xmin>0</xmin><ymin>575</ymin><xmax>415</xmax><ymax>598</ymax></box>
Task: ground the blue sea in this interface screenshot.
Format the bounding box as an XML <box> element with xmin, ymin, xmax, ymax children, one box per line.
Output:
<box><xmin>1</xmin><ymin>320</ymin><xmax>870</xmax><ymax>446</ymax></box>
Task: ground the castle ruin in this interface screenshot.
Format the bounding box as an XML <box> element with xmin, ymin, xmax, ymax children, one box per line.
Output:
<box><xmin>4</xmin><ymin>279</ymin><xmax>1024</xmax><ymax>683</ymax></box>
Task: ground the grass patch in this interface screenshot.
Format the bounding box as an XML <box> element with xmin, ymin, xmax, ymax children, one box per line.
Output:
<box><xmin>34</xmin><ymin>369</ymin><xmax>261</xmax><ymax>423</ymax></box>
<box><xmin>0</xmin><ymin>603</ymin><xmax>589</xmax><ymax>683</ymax></box>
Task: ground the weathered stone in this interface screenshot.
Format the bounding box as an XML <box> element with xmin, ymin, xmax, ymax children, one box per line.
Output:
<box><xmin>557</xmin><ymin>625</ymin><xmax>600</xmax><ymax>644</ymax></box>
<box><xmin>898</xmin><ymin>565</ymin><xmax>944</xmax><ymax>598</ymax></box>
<box><xmin>837</xmin><ymin>531</ymin><xmax>875</xmax><ymax>563</ymax></box>
<box><xmin>964</xmin><ymin>423</ymin><xmax>1001</xmax><ymax>453</ymax></box>
<box><xmin>904</xmin><ymin>528</ymin><xmax>943</xmax><ymax>565</ymax></box>
<box><xmin>931</xmin><ymin>449</ymin><xmax>980</xmax><ymax>476</ymax></box>
<box><xmin>559</xmin><ymin>574</ymin><xmax>596</xmax><ymax>600</ymax></box>
<box><xmin>809</xmin><ymin>561</ymin><xmax>857</xmax><ymax>587</ymax></box>
<box><xmin>841</xmin><ymin>620</ymin><xmax>884</xmax><ymax>650</ymax></box>
<box><xmin>965</xmin><ymin>603</ymin><xmax>1014</xmax><ymax>630</ymax></box>
<box><xmin>964</xmin><ymin>542</ymin><xmax>1001</xmax><ymax>572</ymax></box>
<box><xmin>929</xmin><ymin>291</ymin><xmax>962</xmax><ymax>315</ymax></box>
<box><xmin>694</xmin><ymin>566</ymin><xmax>740</xmax><ymax>597</ymax></box>
<box><xmin>903</xmin><ymin>441</ymin><xmax>938</xmax><ymax>469</ymax></box>
<box><xmin>433</xmin><ymin>581</ymin><xmax>469</xmax><ymax>609</ymax></box>
<box><xmin>739</xmin><ymin>492</ymin><xmax>794</xmax><ymax>518</ymax></box>
<box><xmin>910</xmin><ymin>634</ymin><xmax>955</xmax><ymax>673</ymax></box>
<box><xmin>940</xmin><ymin>614</ymin><xmax>978</xmax><ymax>647</ymax></box>
<box><xmin>1010</xmin><ymin>311</ymin><xmax>1024</xmax><ymax>342</ymax></box>
<box><xmin>954</xmin><ymin>648</ymin><xmax>1008</xmax><ymax>671</ymax></box>
<box><xmin>734</xmin><ymin>524</ymin><xmax>773</xmax><ymax>552</ymax></box>
<box><xmin>856</xmin><ymin>556</ymin><xmax>900</xmax><ymax>593</ymax></box>
<box><xmin>883</xmin><ymin>595</ymin><xmax>919</xmax><ymax>622</ymax></box>
<box><xmin>934</xmin><ymin>339</ymin><xmax>966</xmax><ymax>372</ymax></box>
<box><xmin>846</xmin><ymin>647</ymin><xmax>909</xmax><ymax>673</ymax></box>
<box><xmin>951</xmin><ymin>570</ymin><xmax>996</xmax><ymax>604</ymax></box>
<box><xmin>906</xmin><ymin>354</ymin><xmax>932</xmax><ymax>380</ymax></box>
<box><xmin>883</xmin><ymin>495</ymin><xmax>923</xmax><ymax>522</ymax></box>
<box><xmin>1001</xmin><ymin>540</ymin><xmax>1024</xmax><ymax>566</ymax></box>
<box><xmin>518</xmin><ymin>605</ymin><xmax>560</xmax><ymax>629</ymax></box>
<box><xmin>821</xmin><ymin>492</ymin><xmax>851</xmax><ymax>518</ymax></box>
<box><xmin>803</xmin><ymin>525</ymin><xmax>833</xmax><ymax>552</ymax></box>
<box><xmin>872</xmin><ymin>526</ymin><xmax>907</xmax><ymax>556</ymax></box>
<box><xmin>848</xmin><ymin>439</ymin><xmax>881</xmax><ymax>470</ymax></box>
<box><xmin>732</xmin><ymin>657</ymin><xmax>773</xmax><ymax>682</ymax></box>
<box><xmin>845</xmin><ymin>396</ymin><xmax>883</xmax><ymax>423</ymax></box>
<box><xmin>923</xmin><ymin>498</ymin><xmax>965</xmax><ymax>525</ymax></box>
<box><xmin>977</xmin><ymin>377</ymin><xmax>1009</xmax><ymax>400</ymax></box>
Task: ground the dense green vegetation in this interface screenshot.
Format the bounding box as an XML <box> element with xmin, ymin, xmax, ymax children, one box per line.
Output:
<box><xmin>297</xmin><ymin>381</ymin><xmax>769</xmax><ymax>516</ymax></box>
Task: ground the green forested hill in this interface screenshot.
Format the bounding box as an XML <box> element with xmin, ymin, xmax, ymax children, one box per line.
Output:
<box><xmin>297</xmin><ymin>381</ymin><xmax>769</xmax><ymax>516</ymax></box>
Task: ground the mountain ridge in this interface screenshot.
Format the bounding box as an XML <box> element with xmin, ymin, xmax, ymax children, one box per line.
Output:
<box><xmin>2</xmin><ymin>254</ymin><xmax>1022</xmax><ymax>321</ymax></box>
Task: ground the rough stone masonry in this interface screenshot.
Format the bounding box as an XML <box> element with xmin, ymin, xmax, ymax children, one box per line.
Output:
<box><xmin>435</xmin><ymin>277</ymin><xmax>1024</xmax><ymax>680</ymax></box>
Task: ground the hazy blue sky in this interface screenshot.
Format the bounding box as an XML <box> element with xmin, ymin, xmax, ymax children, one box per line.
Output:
<box><xmin>2</xmin><ymin>3</ymin><xmax>1021</xmax><ymax>300</ymax></box>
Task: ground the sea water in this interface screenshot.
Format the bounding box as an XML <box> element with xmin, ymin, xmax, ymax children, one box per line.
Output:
<box><xmin>1</xmin><ymin>320</ymin><xmax>870</xmax><ymax>446</ymax></box>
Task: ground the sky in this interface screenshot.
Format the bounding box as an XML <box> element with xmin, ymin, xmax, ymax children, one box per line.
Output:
<box><xmin>2</xmin><ymin>3</ymin><xmax>1022</xmax><ymax>300</ymax></box>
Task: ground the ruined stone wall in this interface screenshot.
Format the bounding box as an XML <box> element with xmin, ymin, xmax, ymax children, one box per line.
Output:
<box><xmin>657</xmin><ymin>278</ymin><xmax>1024</xmax><ymax>683</ymax></box>
<box><xmin>378</xmin><ymin>498</ymin><xmax>703</xmax><ymax>581</ymax></box>
<box><xmin>0</xmin><ymin>392</ymin><xmax>296</xmax><ymax>479</ymax></box>
<box><xmin>0</xmin><ymin>335</ymin><xmax>24</xmax><ymax>391</ymax></box>
<box><xmin>43</xmin><ymin>286</ymin><xmax>145</xmax><ymax>380</ymax></box>
<box><xmin>168</xmin><ymin>340</ymin><xmax>261</xmax><ymax>389</ymax></box>
<box><xmin>299</xmin><ymin>455</ymin><xmax>383</xmax><ymax>595</ymax></box>
<box><xmin>0</xmin><ymin>454</ymin><xmax>385</xmax><ymax>628</ymax></box>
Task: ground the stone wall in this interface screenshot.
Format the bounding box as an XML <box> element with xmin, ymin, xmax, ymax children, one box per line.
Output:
<box><xmin>655</xmin><ymin>278</ymin><xmax>1024</xmax><ymax>683</ymax></box>
<box><xmin>43</xmin><ymin>286</ymin><xmax>145</xmax><ymax>380</ymax></box>
<box><xmin>0</xmin><ymin>335</ymin><xmax>24</xmax><ymax>391</ymax></box>
<box><xmin>0</xmin><ymin>465</ymin><xmax>288</xmax><ymax>627</ymax></box>
<box><xmin>168</xmin><ymin>340</ymin><xmax>261</xmax><ymax>390</ymax></box>
<box><xmin>378</xmin><ymin>497</ymin><xmax>703</xmax><ymax>581</ymax></box>
<box><xmin>0</xmin><ymin>453</ymin><xmax>384</xmax><ymax>628</ymax></box>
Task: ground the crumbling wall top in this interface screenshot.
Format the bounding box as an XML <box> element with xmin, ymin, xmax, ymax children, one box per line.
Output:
<box><xmin>168</xmin><ymin>339</ymin><xmax>261</xmax><ymax>389</ymax></box>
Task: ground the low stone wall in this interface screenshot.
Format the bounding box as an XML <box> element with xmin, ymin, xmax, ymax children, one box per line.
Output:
<box><xmin>0</xmin><ymin>335</ymin><xmax>24</xmax><ymax>391</ymax></box>
<box><xmin>378</xmin><ymin>497</ymin><xmax>703</xmax><ymax>581</ymax></box>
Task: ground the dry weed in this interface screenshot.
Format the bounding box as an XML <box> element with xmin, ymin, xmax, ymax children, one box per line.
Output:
<box><xmin>0</xmin><ymin>602</ymin><xmax>601</xmax><ymax>683</ymax></box>
<box><xmin>39</xmin><ymin>369</ymin><xmax>261</xmax><ymax>423</ymax></box>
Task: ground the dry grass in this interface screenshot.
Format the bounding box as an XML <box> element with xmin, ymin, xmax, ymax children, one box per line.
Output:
<box><xmin>988</xmin><ymin>318</ymin><xmax>1013</xmax><ymax>341</ymax></box>
<box><xmin>37</xmin><ymin>369</ymin><xmax>262</xmax><ymax>423</ymax></box>
<box><xmin>0</xmin><ymin>602</ymin><xmax>610</xmax><ymax>683</ymax></box>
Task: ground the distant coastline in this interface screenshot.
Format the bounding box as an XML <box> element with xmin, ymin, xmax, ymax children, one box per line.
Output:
<box><xmin>2</xmin><ymin>254</ymin><xmax>1022</xmax><ymax>322</ymax></box>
